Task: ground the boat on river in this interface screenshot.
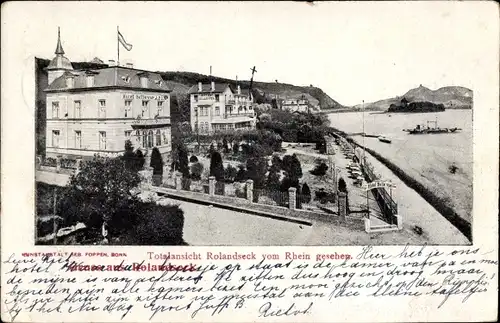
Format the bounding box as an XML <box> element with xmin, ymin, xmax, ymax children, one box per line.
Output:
<box><xmin>403</xmin><ymin>119</ymin><xmax>461</xmax><ymax>135</ymax></box>
<box><xmin>378</xmin><ymin>136</ymin><xmax>392</xmax><ymax>143</ymax></box>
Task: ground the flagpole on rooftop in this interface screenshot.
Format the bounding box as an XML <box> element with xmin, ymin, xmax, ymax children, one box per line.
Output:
<box><xmin>117</xmin><ymin>26</ymin><xmax>120</xmax><ymax>66</ymax></box>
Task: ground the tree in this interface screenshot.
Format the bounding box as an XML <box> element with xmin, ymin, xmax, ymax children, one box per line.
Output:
<box><xmin>266</xmin><ymin>155</ymin><xmax>282</xmax><ymax>189</ymax></box>
<box><xmin>121</xmin><ymin>140</ymin><xmax>136</xmax><ymax>171</ymax></box>
<box><xmin>150</xmin><ymin>147</ymin><xmax>164</xmax><ymax>175</ymax></box>
<box><xmin>232</xmin><ymin>142</ymin><xmax>239</xmax><ymax>155</ymax></box>
<box><xmin>338</xmin><ymin>177</ymin><xmax>347</xmax><ymax>193</ymax></box>
<box><xmin>172</xmin><ymin>142</ymin><xmax>189</xmax><ymax>178</ymax></box>
<box><xmin>135</xmin><ymin>149</ymin><xmax>145</xmax><ymax>171</ymax></box>
<box><xmin>208</xmin><ymin>143</ymin><xmax>216</xmax><ymax>157</ymax></box>
<box><xmin>210</xmin><ymin>151</ymin><xmax>224</xmax><ymax>181</ymax></box>
<box><xmin>302</xmin><ymin>183</ymin><xmax>312</xmax><ymax>203</ymax></box>
<box><xmin>62</xmin><ymin>156</ymin><xmax>141</xmax><ymax>238</ymax></box>
<box><xmin>223</xmin><ymin>138</ymin><xmax>229</xmax><ymax>154</ymax></box>
<box><xmin>246</xmin><ymin>157</ymin><xmax>268</xmax><ymax>190</ymax></box>
<box><xmin>281</xmin><ymin>154</ymin><xmax>302</xmax><ymax>190</ymax></box>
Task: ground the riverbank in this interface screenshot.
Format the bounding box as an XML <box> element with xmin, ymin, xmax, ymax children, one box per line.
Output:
<box><xmin>327</xmin><ymin>110</ymin><xmax>472</xmax><ymax>242</ymax></box>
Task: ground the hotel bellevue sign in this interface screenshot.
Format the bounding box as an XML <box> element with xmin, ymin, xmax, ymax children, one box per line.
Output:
<box><xmin>122</xmin><ymin>94</ymin><xmax>168</xmax><ymax>100</ymax></box>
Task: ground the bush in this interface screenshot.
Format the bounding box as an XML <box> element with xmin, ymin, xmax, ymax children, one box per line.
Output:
<box><xmin>235</xmin><ymin>165</ymin><xmax>247</xmax><ymax>182</ymax></box>
<box><xmin>224</xmin><ymin>164</ymin><xmax>238</xmax><ymax>183</ymax></box>
<box><xmin>190</xmin><ymin>162</ymin><xmax>204</xmax><ymax>180</ymax></box>
<box><xmin>60</xmin><ymin>158</ymin><xmax>76</xmax><ymax>169</ymax></box>
<box><xmin>302</xmin><ymin>183</ymin><xmax>312</xmax><ymax>203</ymax></box>
<box><xmin>128</xmin><ymin>203</ymin><xmax>184</xmax><ymax>245</ymax></box>
<box><xmin>233</xmin><ymin>142</ymin><xmax>239</xmax><ymax>155</ymax></box>
<box><xmin>315</xmin><ymin>188</ymin><xmax>336</xmax><ymax>204</ymax></box>
<box><xmin>189</xmin><ymin>155</ymin><xmax>199</xmax><ymax>163</ymax></box>
<box><xmin>150</xmin><ymin>147</ymin><xmax>164</xmax><ymax>175</ymax></box>
<box><xmin>310</xmin><ymin>161</ymin><xmax>328</xmax><ymax>176</ymax></box>
<box><xmin>338</xmin><ymin>177</ymin><xmax>347</xmax><ymax>193</ymax></box>
<box><xmin>210</xmin><ymin>151</ymin><xmax>224</xmax><ymax>181</ymax></box>
<box><xmin>44</xmin><ymin>157</ymin><xmax>57</xmax><ymax>167</ymax></box>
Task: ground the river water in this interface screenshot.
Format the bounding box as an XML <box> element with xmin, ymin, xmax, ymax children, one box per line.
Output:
<box><xmin>327</xmin><ymin>109</ymin><xmax>473</xmax><ymax>222</ymax></box>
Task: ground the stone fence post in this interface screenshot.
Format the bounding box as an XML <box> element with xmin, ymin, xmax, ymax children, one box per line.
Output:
<box><xmin>175</xmin><ymin>173</ymin><xmax>182</xmax><ymax>190</ymax></box>
<box><xmin>36</xmin><ymin>155</ymin><xmax>43</xmax><ymax>170</ymax></box>
<box><xmin>75</xmin><ymin>158</ymin><xmax>82</xmax><ymax>175</ymax></box>
<box><xmin>246</xmin><ymin>179</ymin><xmax>253</xmax><ymax>202</ymax></box>
<box><xmin>55</xmin><ymin>156</ymin><xmax>62</xmax><ymax>172</ymax></box>
<box><xmin>288</xmin><ymin>187</ymin><xmax>297</xmax><ymax>210</ymax></box>
<box><xmin>208</xmin><ymin>176</ymin><xmax>216</xmax><ymax>196</ymax></box>
<box><xmin>395</xmin><ymin>214</ymin><xmax>403</xmax><ymax>230</ymax></box>
<box><xmin>338</xmin><ymin>192</ymin><xmax>347</xmax><ymax>221</ymax></box>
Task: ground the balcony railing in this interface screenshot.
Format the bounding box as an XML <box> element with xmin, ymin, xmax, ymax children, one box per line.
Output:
<box><xmin>224</xmin><ymin>112</ymin><xmax>255</xmax><ymax>119</ymax></box>
<box><xmin>131</xmin><ymin>117</ymin><xmax>170</xmax><ymax>127</ymax></box>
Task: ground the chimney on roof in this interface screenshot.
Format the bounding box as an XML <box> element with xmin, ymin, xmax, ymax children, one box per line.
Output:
<box><xmin>237</xmin><ymin>85</ymin><xmax>241</xmax><ymax>95</ymax></box>
<box><xmin>126</xmin><ymin>62</ymin><xmax>134</xmax><ymax>68</ymax></box>
<box><xmin>108</xmin><ymin>60</ymin><xmax>116</xmax><ymax>66</ymax></box>
<box><xmin>211</xmin><ymin>81</ymin><xmax>215</xmax><ymax>92</ymax></box>
<box><xmin>198</xmin><ymin>82</ymin><xmax>202</xmax><ymax>92</ymax></box>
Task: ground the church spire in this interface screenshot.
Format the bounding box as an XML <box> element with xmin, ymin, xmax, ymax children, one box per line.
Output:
<box><xmin>55</xmin><ymin>27</ymin><xmax>65</xmax><ymax>55</ymax></box>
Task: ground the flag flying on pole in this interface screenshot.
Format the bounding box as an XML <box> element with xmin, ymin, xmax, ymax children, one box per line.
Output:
<box><xmin>118</xmin><ymin>31</ymin><xmax>133</xmax><ymax>51</ymax></box>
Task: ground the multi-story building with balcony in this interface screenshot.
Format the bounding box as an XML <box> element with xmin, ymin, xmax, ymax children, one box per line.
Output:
<box><xmin>44</xmin><ymin>29</ymin><xmax>172</xmax><ymax>160</ymax></box>
<box><xmin>188</xmin><ymin>82</ymin><xmax>256</xmax><ymax>133</ymax></box>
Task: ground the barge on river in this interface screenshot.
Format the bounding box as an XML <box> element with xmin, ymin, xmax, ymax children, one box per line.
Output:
<box><xmin>403</xmin><ymin>120</ymin><xmax>461</xmax><ymax>135</ymax></box>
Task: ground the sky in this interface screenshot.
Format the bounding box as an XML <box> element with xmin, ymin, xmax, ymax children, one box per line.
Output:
<box><xmin>3</xmin><ymin>1</ymin><xmax>498</xmax><ymax>106</ymax></box>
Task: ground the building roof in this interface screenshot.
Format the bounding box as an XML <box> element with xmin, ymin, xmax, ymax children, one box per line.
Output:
<box><xmin>187</xmin><ymin>83</ymin><xmax>231</xmax><ymax>94</ymax></box>
<box><xmin>47</xmin><ymin>55</ymin><xmax>74</xmax><ymax>71</ymax></box>
<box><xmin>45</xmin><ymin>66</ymin><xmax>172</xmax><ymax>92</ymax></box>
<box><xmin>47</xmin><ymin>27</ymin><xmax>74</xmax><ymax>71</ymax></box>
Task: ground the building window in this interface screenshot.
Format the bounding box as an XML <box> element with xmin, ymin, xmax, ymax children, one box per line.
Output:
<box><xmin>204</xmin><ymin>107</ymin><xmax>209</xmax><ymax>116</ymax></box>
<box><xmin>74</xmin><ymin>101</ymin><xmax>81</xmax><ymax>118</ymax></box>
<box><xmin>99</xmin><ymin>131</ymin><xmax>107</xmax><ymax>150</ymax></box>
<box><xmin>156</xmin><ymin>129</ymin><xmax>161</xmax><ymax>146</ymax></box>
<box><xmin>98</xmin><ymin>100</ymin><xmax>106</xmax><ymax>118</ymax></box>
<box><xmin>52</xmin><ymin>130</ymin><xmax>60</xmax><ymax>147</ymax></box>
<box><xmin>125</xmin><ymin>130</ymin><xmax>132</xmax><ymax>139</ymax></box>
<box><xmin>75</xmin><ymin>131</ymin><xmax>81</xmax><ymax>149</ymax></box>
<box><xmin>140</xmin><ymin>77</ymin><xmax>148</xmax><ymax>88</ymax></box>
<box><xmin>142</xmin><ymin>100</ymin><xmax>149</xmax><ymax>117</ymax></box>
<box><xmin>147</xmin><ymin>130</ymin><xmax>154</xmax><ymax>148</ymax></box>
<box><xmin>215</xmin><ymin>106</ymin><xmax>220</xmax><ymax>116</ymax></box>
<box><xmin>52</xmin><ymin>102</ymin><xmax>59</xmax><ymax>118</ymax></box>
<box><xmin>162</xmin><ymin>131</ymin><xmax>168</xmax><ymax>146</ymax></box>
<box><xmin>215</xmin><ymin>94</ymin><xmax>220</xmax><ymax>102</ymax></box>
<box><xmin>142</xmin><ymin>130</ymin><xmax>148</xmax><ymax>148</ymax></box>
<box><xmin>156</xmin><ymin>101</ymin><xmax>164</xmax><ymax>117</ymax></box>
<box><xmin>125</xmin><ymin>100</ymin><xmax>132</xmax><ymax>117</ymax></box>
<box><xmin>194</xmin><ymin>95</ymin><xmax>198</xmax><ymax>102</ymax></box>
<box><xmin>136</xmin><ymin>130</ymin><xmax>142</xmax><ymax>147</ymax></box>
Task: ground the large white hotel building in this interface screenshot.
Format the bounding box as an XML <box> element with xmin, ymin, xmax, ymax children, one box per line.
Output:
<box><xmin>44</xmin><ymin>29</ymin><xmax>172</xmax><ymax>160</ymax></box>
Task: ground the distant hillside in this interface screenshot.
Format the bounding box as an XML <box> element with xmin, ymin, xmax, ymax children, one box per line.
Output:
<box><xmin>352</xmin><ymin>85</ymin><xmax>473</xmax><ymax>111</ymax></box>
<box><xmin>157</xmin><ymin>71</ymin><xmax>344</xmax><ymax>110</ymax></box>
